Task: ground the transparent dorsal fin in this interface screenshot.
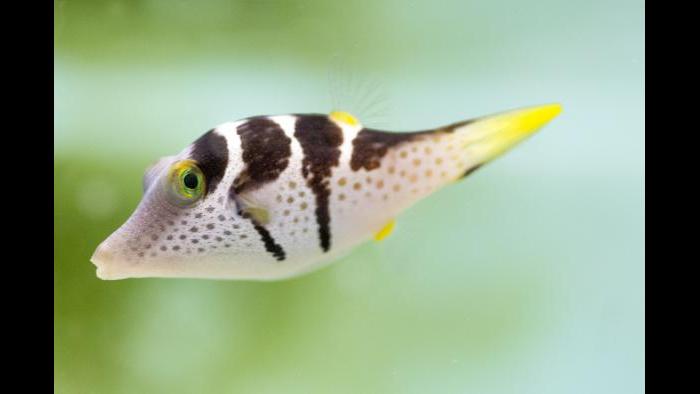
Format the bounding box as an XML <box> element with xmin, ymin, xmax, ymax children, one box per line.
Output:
<box><xmin>326</xmin><ymin>54</ymin><xmax>392</xmax><ymax>128</ymax></box>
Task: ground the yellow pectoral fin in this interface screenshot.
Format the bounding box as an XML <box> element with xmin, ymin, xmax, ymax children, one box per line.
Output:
<box><xmin>244</xmin><ymin>206</ymin><xmax>270</xmax><ymax>225</ymax></box>
<box><xmin>236</xmin><ymin>193</ymin><xmax>271</xmax><ymax>225</ymax></box>
<box><xmin>374</xmin><ymin>219</ymin><xmax>396</xmax><ymax>241</ymax></box>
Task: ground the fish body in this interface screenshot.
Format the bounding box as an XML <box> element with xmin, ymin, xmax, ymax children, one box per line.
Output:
<box><xmin>91</xmin><ymin>104</ymin><xmax>561</xmax><ymax>280</ymax></box>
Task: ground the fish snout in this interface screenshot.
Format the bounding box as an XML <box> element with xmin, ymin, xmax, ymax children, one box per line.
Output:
<box><xmin>91</xmin><ymin>238</ymin><xmax>126</xmax><ymax>280</ymax></box>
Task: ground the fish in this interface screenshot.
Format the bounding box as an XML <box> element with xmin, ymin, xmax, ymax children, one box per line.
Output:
<box><xmin>91</xmin><ymin>103</ymin><xmax>562</xmax><ymax>280</ymax></box>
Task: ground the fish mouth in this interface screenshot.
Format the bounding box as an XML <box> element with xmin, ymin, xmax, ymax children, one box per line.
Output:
<box><xmin>91</xmin><ymin>240</ymin><xmax>127</xmax><ymax>280</ymax></box>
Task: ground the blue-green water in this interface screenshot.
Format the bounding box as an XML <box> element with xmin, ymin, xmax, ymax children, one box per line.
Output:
<box><xmin>55</xmin><ymin>0</ymin><xmax>644</xmax><ymax>392</ymax></box>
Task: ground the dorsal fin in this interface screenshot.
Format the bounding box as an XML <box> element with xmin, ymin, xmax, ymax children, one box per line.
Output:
<box><xmin>329</xmin><ymin>111</ymin><xmax>360</xmax><ymax>127</ymax></box>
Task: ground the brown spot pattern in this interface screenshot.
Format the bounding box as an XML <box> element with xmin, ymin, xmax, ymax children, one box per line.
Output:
<box><xmin>349</xmin><ymin>120</ymin><xmax>473</xmax><ymax>172</ymax></box>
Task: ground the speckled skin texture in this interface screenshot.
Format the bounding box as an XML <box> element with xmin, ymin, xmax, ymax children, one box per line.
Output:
<box><xmin>91</xmin><ymin>105</ymin><xmax>561</xmax><ymax>280</ymax></box>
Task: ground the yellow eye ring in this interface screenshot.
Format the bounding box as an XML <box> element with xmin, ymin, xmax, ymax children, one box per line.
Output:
<box><xmin>168</xmin><ymin>160</ymin><xmax>205</xmax><ymax>203</ymax></box>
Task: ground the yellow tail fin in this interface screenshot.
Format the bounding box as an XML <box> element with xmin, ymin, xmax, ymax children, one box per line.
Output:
<box><xmin>450</xmin><ymin>103</ymin><xmax>562</xmax><ymax>178</ymax></box>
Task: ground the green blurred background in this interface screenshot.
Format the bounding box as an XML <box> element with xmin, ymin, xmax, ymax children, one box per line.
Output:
<box><xmin>54</xmin><ymin>0</ymin><xmax>644</xmax><ymax>393</ymax></box>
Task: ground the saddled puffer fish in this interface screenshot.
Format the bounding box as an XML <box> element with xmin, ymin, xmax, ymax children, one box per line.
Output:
<box><xmin>91</xmin><ymin>104</ymin><xmax>561</xmax><ymax>280</ymax></box>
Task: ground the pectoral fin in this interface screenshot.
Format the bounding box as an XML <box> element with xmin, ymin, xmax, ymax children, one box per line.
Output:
<box><xmin>233</xmin><ymin>192</ymin><xmax>271</xmax><ymax>225</ymax></box>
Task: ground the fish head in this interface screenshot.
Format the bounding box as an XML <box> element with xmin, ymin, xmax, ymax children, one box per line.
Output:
<box><xmin>91</xmin><ymin>128</ymin><xmax>250</xmax><ymax>279</ymax></box>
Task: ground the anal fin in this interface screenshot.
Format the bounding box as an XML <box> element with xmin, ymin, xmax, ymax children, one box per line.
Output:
<box><xmin>374</xmin><ymin>219</ymin><xmax>396</xmax><ymax>242</ymax></box>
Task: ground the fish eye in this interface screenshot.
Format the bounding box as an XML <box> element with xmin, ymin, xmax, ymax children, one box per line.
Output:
<box><xmin>167</xmin><ymin>160</ymin><xmax>205</xmax><ymax>204</ymax></box>
<box><xmin>183</xmin><ymin>171</ymin><xmax>199</xmax><ymax>189</ymax></box>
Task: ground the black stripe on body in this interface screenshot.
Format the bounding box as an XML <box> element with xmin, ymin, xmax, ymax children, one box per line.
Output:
<box><xmin>294</xmin><ymin>115</ymin><xmax>344</xmax><ymax>252</ymax></box>
<box><xmin>234</xmin><ymin>117</ymin><xmax>292</xmax><ymax>194</ymax></box>
<box><xmin>350</xmin><ymin>129</ymin><xmax>422</xmax><ymax>171</ymax></box>
<box><xmin>190</xmin><ymin>129</ymin><xmax>229</xmax><ymax>195</ymax></box>
<box><xmin>349</xmin><ymin>119</ymin><xmax>475</xmax><ymax>172</ymax></box>
<box><xmin>227</xmin><ymin>118</ymin><xmax>292</xmax><ymax>261</ymax></box>
<box><xmin>252</xmin><ymin>223</ymin><xmax>286</xmax><ymax>261</ymax></box>
<box><xmin>229</xmin><ymin>186</ymin><xmax>286</xmax><ymax>261</ymax></box>
<box><xmin>459</xmin><ymin>164</ymin><xmax>483</xmax><ymax>179</ymax></box>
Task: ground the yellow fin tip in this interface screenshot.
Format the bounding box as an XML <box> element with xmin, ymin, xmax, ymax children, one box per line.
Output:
<box><xmin>329</xmin><ymin>111</ymin><xmax>359</xmax><ymax>126</ymax></box>
<box><xmin>374</xmin><ymin>219</ymin><xmax>396</xmax><ymax>242</ymax></box>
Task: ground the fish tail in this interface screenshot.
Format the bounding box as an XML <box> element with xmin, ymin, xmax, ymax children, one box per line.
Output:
<box><xmin>340</xmin><ymin>104</ymin><xmax>561</xmax><ymax>204</ymax></box>
<box><xmin>432</xmin><ymin>103</ymin><xmax>562</xmax><ymax>180</ymax></box>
